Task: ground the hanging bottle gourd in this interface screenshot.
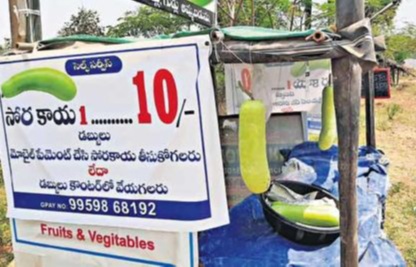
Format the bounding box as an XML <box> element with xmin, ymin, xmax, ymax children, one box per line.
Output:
<box><xmin>239</xmin><ymin>99</ymin><xmax>271</xmax><ymax>194</ymax></box>
<box><xmin>318</xmin><ymin>75</ymin><xmax>337</xmax><ymax>151</ymax></box>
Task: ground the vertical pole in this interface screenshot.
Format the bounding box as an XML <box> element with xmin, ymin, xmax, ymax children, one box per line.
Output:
<box><xmin>210</xmin><ymin>64</ymin><xmax>218</xmax><ymax>96</ymax></box>
<box><xmin>27</xmin><ymin>0</ymin><xmax>43</xmax><ymax>43</ymax></box>
<box><xmin>8</xmin><ymin>0</ymin><xmax>42</xmax><ymax>48</ymax></box>
<box><xmin>209</xmin><ymin>59</ymin><xmax>219</xmax><ymax>114</ymax></box>
<box><xmin>8</xmin><ymin>0</ymin><xmax>20</xmax><ymax>48</ymax></box>
<box><xmin>327</xmin><ymin>0</ymin><xmax>335</xmax><ymax>25</ymax></box>
<box><xmin>366</xmin><ymin>71</ymin><xmax>376</xmax><ymax>148</ymax></box>
<box><xmin>289</xmin><ymin>0</ymin><xmax>297</xmax><ymax>31</ymax></box>
<box><xmin>304</xmin><ymin>0</ymin><xmax>312</xmax><ymax>29</ymax></box>
<box><xmin>396</xmin><ymin>69</ymin><xmax>400</xmax><ymax>85</ymax></box>
<box><xmin>332</xmin><ymin>0</ymin><xmax>364</xmax><ymax>266</ymax></box>
<box><xmin>251</xmin><ymin>0</ymin><xmax>255</xmax><ymax>26</ymax></box>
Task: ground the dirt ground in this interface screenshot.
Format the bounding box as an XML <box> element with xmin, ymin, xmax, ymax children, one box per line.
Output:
<box><xmin>0</xmin><ymin>77</ymin><xmax>416</xmax><ymax>266</ymax></box>
<box><xmin>368</xmin><ymin>76</ymin><xmax>416</xmax><ymax>266</ymax></box>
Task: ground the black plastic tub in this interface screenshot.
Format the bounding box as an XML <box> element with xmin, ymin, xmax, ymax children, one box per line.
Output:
<box><xmin>260</xmin><ymin>180</ymin><xmax>340</xmax><ymax>246</ymax></box>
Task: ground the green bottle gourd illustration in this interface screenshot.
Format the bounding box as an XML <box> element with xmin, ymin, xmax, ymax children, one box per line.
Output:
<box><xmin>1</xmin><ymin>68</ymin><xmax>77</xmax><ymax>101</ymax></box>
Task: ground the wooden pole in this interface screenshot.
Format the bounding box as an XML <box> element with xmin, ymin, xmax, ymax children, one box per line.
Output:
<box><xmin>365</xmin><ymin>71</ymin><xmax>376</xmax><ymax>148</ymax></box>
<box><xmin>332</xmin><ymin>0</ymin><xmax>364</xmax><ymax>266</ymax></box>
<box><xmin>8</xmin><ymin>0</ymin><xmax>42</xmax><ymax>48</ymax></box>
<box><xmin>289</xmin><ymin>0</ymin><xmax>297</xmax><ymax>31</ymax></box>
<box><xmin>391</xmin><ymin>68</ymin><xmax>396</xmax><ymax>85</ymax></box>
<box><xmin>396</xmin><ymin>69</ymin><xmax>400</xmax><ymax>85</ymax></box>
<box><xmin>8</xmin><ymin>0</ymin><xmax>20</xmax><ymax>48</ymax></box>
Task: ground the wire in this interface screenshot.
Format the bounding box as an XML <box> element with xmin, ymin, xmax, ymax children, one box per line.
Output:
<box><xmin>218</xmin><ymin>40</ymin><xmax>248</xmax><ymax>64</ymax></box>
<box><xmin>370</xmin><ymin>0</ymin><xmax>402</xmax><ymax>21</ymax></box>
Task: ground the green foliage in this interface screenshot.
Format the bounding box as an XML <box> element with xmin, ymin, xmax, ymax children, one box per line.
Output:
<box><xmin>58</xmin><ymin>8</ymin><xmax>105</xmax><ymax>37</ymax></box>
<box><xmin>0</xmin><ymin>39</ymin><xmax>11</xmax><ymax>55</ymax></box>
<box><xmin>0</xmin><ymin>166</ymin><xmax>13</xmax><ymax>267</ymax></box>
<box><xmin>217</xmin><ymin>0</ymin><xmax>401</xmax><ymax>31</ymax></box>
<box><xmin>314</xmin><ymin>0</ymin><xmax>400</xmax><ymax>31</ymax></box>
<box><xmin>367</xmin><ymin>0</ymin><xmax>398</xmax><ymax>33</ymax></box>
<box><xmin>387</xmin><ymin>103</ymin><xmax>402</xmax><ymax>120</ymax></box>
<box><xmin>313</xmin><ymin>1</ymin><xmax>335</xmax><ymax>27</ymax></box>
<box><xmin>313</xmin><ymin>0</ymin><xmax>407</xmax><ymax>62</ymax></box>
<box><xmin>389</xmin><ymin>182</ymin><xmax>404</xmax><ymax>196</ymax></box>
<box><xmin>217</xmin><ymin>0</ymin><xmax>293</xmax><ymax>29</ymax></box>
<box><xmin>0</xmin><ymin>200</ymin><xmax>11</xmax><ymax>248</ymax></box>
<box><xmin>386</xmin><ymin>23</ymin><xmax>416</xmax><ymax>63</ymax></box>
<box><xmin>310</xmin><ymin>0</ymin><xmax>396</xmax><ymax>34</ymax></box>
<box><xmin>107</xmin><ymin>7</ymin><xmax>195</xmax><ymax>38</ymax></box>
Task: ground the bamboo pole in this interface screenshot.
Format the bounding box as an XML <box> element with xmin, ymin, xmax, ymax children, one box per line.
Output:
<box><xmin>332</xmin><ymin>0</ymin><xmax>364</xmax><ymax>266</ymax></box>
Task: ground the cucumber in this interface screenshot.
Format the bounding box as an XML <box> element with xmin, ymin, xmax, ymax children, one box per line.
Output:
<box><xmin>1</xmin><ymin>68</ymin><xmax>77</xmax><ymax>101</ymax></box>
<box><xmin>272</xmin><ymin>201</ymin><xmax>340</xmax><ymax>227</ymax></box>
<box><xmin>239</xmin><ymin>100</ymin><xmax>271</xmax><ymax>194</ymax></box>
<box><xmin>318</xmin><ymin>84</ymin><xmax>337</xmax><ymax>151</ymax></box>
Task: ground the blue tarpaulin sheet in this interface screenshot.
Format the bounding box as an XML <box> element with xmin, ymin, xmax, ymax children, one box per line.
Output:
<box><xmin>199</xmin><ymin>142</ymin><xmax>406</xmax><ymax>267</ymax></box>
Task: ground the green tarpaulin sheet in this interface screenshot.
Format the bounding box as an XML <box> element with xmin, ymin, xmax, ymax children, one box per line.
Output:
<box><xmin>172</xmin><ymin>26</ymin><xmax>320</xmax><ymax>41</ymax></box>
<box><xmin>38</xmin><ymin>27</ymin><xmax>323</xmax><ymax>47</ymax></box>
<box><xmin>39</xmin><ymin>34</ymin><xmax>135</xmax><ymax>45</ymax></box>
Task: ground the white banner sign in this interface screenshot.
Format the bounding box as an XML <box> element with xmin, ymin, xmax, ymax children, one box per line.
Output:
<box><xmin>0</xmin><ymin>36</ymin><xmax>229</xmax><ymax>232</ymax></box>
<box><xmin>224</xmin><ymin>61</ymin><xmax>331</xmax><ymax>133</ymax></box>
<box><xmin>12</xmin><ymin>219</ymin><xmax>197</xmax><ymax>267</ymax></box>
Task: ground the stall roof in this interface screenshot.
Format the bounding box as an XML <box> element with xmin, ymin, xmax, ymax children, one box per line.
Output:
<box><xmin>37</xmin><ymin>26</ymin><xmax>324</xmax><ymax>45</ymax></box>
<box><xmin>39</xmin><ymin>34</ymin><xmax>135</xmax><ymax>45</ymax></box>
<box><xmin>170</xmin><ymin>26</ymin><xmax>325</xmax><ymax>41</ymax></box>
<box><xmin>4</xmin><ymin>21</ymin><xmax>379</xmax><ymax>72</ymax></box>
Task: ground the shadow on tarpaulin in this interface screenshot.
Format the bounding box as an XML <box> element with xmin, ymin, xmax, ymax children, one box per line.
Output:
<box><xmin>199</xmin><ymin>142</ymin><xmax>406</xmax><ymax>267</ymax></box>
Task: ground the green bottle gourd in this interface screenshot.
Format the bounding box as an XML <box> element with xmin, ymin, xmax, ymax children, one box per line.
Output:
<box><xmin>239</xmin><ymin>100</ymin><xmax>271</xmax><ymax>194</ymax></box>
<box><xmin>272</xmin><ymin>201</ymin><xmax>340</xmax><ymax>227</ymax></box>
<box><xmin>318</xmin><ymin>84</ymin><xmax>337</xmax><ymax>151</ymax></box>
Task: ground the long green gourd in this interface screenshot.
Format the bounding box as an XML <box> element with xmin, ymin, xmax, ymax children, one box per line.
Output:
<box><xmin>2</xmin><ymin>68</ymin><xmax>77</xmax><ymax>101</ymax></box>
<box><xmin>272</xmin><ymin>201</ymin><xmax>340</xmax><ymax>227</ymax></box>
<box><xmin>318</xmin><ymin>84</ymin><xmax>337</xmax><ymax>151</ymax></box>
<box><xmin>239</xmin><ymin>100</ymin><xmax>271</xmax><ymax>194</ymax></box>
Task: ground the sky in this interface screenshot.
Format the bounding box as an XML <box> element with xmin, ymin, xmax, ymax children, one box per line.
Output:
<box><xmin>0</xmin><ymin>0</ymin><xmax>415</xmax><ymax>45</ymax></box>
<box><xmin>0</xmin><ymin>0</ymin><xmax>139</xmax><ymax>45</ymax></box>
